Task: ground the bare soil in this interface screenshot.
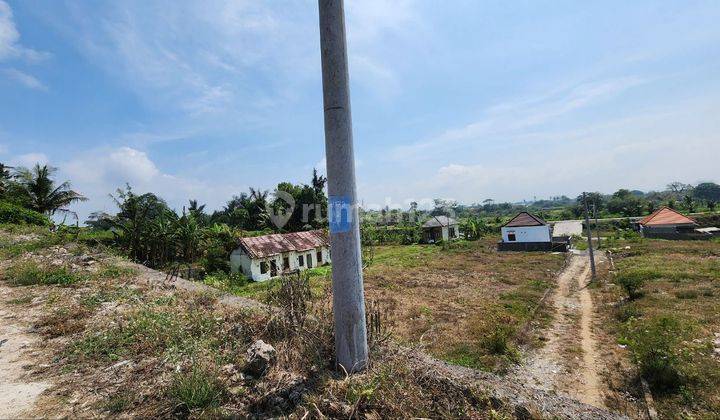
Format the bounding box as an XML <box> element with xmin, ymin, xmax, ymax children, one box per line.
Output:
<box><xmin>0</xmin><ymin>287</ymin><xmax>50</xmax><ymax>418</ymax></box>
<box><xmin>508</xmin><ymin>253</ymin><xmax>610</xmax><ymax>408</ymax></box>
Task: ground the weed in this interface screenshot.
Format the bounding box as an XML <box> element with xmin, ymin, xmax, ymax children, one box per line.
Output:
<box><xmin>675</xmin><ymin>290</ymin><xmax>698</xmax><ymax>299</ymax></box>
<box><xmin>5</xmin><ymin>261</ymin><xmax>81</xmax><ymax>286</ymax></box>
<box><xmin>169</xmin><ymin>365</ymin><xmax>224</xmax><ymax>410</ymax></box>
<box><xmin>102</xmin><ymin>393</ymin><xmax>131</xmax><ymax>414</ymax></box>
<box><xmin>615</xmin><ymin>304</ymin><xmax>642</xmax><ymax>322</ymax></box>
<box><xmin>616</xmin><ymin>269</ymin><xmax>660</xmax><ymax>300</ymax></box>
<box><xmin>628</xmin><ymin>316</ymin><xmax>685</xmax><ymax>393</ymax></box>
<box><xmin>7</xmin><ymin>294</ymin><xmax>33</xmax><ymax>305</ymax></box>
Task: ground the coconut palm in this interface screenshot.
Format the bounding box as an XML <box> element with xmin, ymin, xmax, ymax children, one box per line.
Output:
<box><xmin>15</xmin><ymin>164</ymin><xmax>87</xmax><ymax>216</ymax></box>
<box><xmin>0</xmin><ymin>163</ymin><xmax>12</xmax><ymax>197</ymax></box>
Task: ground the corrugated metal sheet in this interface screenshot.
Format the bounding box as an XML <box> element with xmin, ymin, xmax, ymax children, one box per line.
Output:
<box><xmin>422</xmin><ymin>215</ymin><xmax>458</xmax><ymax>228</ymax></box>
<box><xmin>503</xmin><ymin>212</ymin><xmax>547</xmax><ymax>227</ymax></box>
<box><xmin>238</xmin><ymin>230</ymin><xmax>329</xmax><ymax>259</ymax></box>
<box><xmin>639</xmin><ymin>207</ymin><xmax>696</xmax><ymax>226</ymax></box>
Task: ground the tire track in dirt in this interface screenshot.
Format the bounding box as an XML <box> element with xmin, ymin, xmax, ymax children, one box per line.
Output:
<box><xmin>0</xmin><ymin>286</ymin><xmax>50</xmax><ymax>418</ymax></box>
<box><xmin>508</xmin><ymin>253</ymin><xmax>606</xmax><ymax>408</ymax></box>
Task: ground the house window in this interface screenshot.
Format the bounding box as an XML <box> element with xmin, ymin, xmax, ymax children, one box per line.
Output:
<box><xmin>298</xmin><ymin>255</ymin><xmax>304</xmax><ymax>266</ymax></box>
<box><xmin>449</xmin><ymin>226</ymin><xmax>457</xmax><ymax>239</ymax></box>
<box><xmin>507</xmin><ymin>233</ymin><xmax>517</xmax><ymax>242</ymax></box>
<box><xmin>260</xmin><ymin>261</ymin><xmax>268</xmax><ymax>274</ymax></box>
<box><xmin>316</xmin><ymin>250</ymin><xmax>322</xmax><ymax>264</ymax></box>
<box><xmin>283</xmin><ymin>256</ymin><xmax>289</xmax><ymax>270</ymax></box>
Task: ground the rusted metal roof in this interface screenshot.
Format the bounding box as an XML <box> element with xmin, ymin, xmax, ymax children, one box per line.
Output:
<box><xmin>422</xmin><ymin>215</ymin><xmax>458</xmax><ymax>228</ymax></box>
<box><xmin>238</xmin><ymin>230</ymin><xmax>329</xmax><ymax>259</ymax></box>
<box><xmin>502</xmin><ymin>212</ymin><xmax>547</xmax><ymax>227</ymax></box>
<box><xmin>639</xmin><ymin>207</ymin><xmax>696</xmax><ymax>226</ymax></box>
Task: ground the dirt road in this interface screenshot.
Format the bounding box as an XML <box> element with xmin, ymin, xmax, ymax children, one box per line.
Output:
<box><xmin>0</xmin><ymin>287</ymin><xmax>50</xmax><ymax>418</ymax></box>
<box><xmin>509</xmin><ymin>252</ymin><xmax>606</xmax><ymax>408</ymax></box>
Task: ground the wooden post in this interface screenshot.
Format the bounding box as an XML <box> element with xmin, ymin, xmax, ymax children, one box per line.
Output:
<box><xmin>318</xmin><ymin>0</ymin><xmax>369</xmax><ymax>373</ymax></box>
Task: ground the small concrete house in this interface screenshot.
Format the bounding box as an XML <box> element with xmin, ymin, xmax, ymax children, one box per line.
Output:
<box><xmin>422</xmin><ymin>216</ymin><xmax>459</xmax><ymax>243</ymax></box>
<box><xmin>499</xmin><ymin>212</ymin><xmax>554</xmax><ymax>251</ymax></box>
<box><xmin>230</xmin><ymin>230</ymin><xmax>330</xmax><ymax>282</ymax></box>
<box><xmin>638</xmin><ymin>207</ymin><xmax>698</xmax><ymax>239</ymax></box>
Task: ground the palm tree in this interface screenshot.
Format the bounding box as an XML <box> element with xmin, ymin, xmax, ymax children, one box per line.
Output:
<box><xmin>0</xmin><ymin>163</ymin><xmax>12</xmax><ymax>197</ymax></box>
<box><xmin>15</xmin><ymin>164</ymin><xmax>87</xmax><ymax>216</ymax></box>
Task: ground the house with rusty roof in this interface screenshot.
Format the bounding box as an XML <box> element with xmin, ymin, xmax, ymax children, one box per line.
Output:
<box><xmin>421</xmin><ymin>215</ymin><xmax>459</xmax><ymax>243</ymax></box>
<box><xmin>230</xmin><ymin>230</ymin><xmax>330</xmax><ymax>281</ymax></box>
<box><xmin>498</xmin><ymin>211</ymin><xmax>567</xmax><ymax>251</ymax></box>
<box><xmin>638</xmin><ymin>207</ymin><xmax>698</xmax><ymax>238</ymax></box>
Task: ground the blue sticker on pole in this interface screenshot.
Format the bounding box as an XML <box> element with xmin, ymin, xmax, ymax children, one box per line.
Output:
<box><xmin>328</xmin><ymin>195</ymin><xmax>353</xmax><ymax>233</ymax></box>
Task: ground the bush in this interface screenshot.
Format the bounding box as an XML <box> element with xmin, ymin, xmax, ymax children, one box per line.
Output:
<box><xmin>169</xmin><ymin>365</ymin><xmax>224</xmax><ymax>410</ymax></box>
<box><xmin>482</xmin><ymin>323</ymin><xmax>515</xmax><ymax>355</ymax></box>
<box><xmin>615</xmin><ymin>304</ymin><xmax>642</xmax><ymax>322</ymax></box>
<box><xmin>616</xmin><ymin>269</ymin><xmax>661</xmax><ymax>300</ymax></box>
<box><xmin>202</xmin><ymin>271</ymin><xmax>249</xmax><ymax>294</ymax></box>
<box><xmin>629</xmin><ymin>316</ymin><xmax>684</xmax><ymax>393</ymax></box>
<box><xmin>0</xmin><ymin>201</ymin><xmax>51</xmax><ymax>226</ymax></box>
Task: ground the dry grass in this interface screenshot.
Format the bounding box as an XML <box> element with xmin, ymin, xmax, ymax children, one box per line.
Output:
<box><xmin>362</xmin><ymin>238</ymin><xmax>565</xmax><ymax>371</ymax></box>
<box><xmin>0</xmin><ymin>231</ymin><xmax>510</xmax><ymax>418</ymax></box>
<box><xmin>593</xmin><ymin>238</ymin><xmax>720</xmax><ymax>418</ymax></box>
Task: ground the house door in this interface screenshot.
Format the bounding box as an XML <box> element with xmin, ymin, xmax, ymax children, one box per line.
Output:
<box><xmin>270</xmin><ymin>260</ymin><xmax>277</xmax><ymax>277</ymax></box>
<box><xmin>307</xmin><ymin>254</ymin><xmax>313</xmax><ymax>268</ymax></box>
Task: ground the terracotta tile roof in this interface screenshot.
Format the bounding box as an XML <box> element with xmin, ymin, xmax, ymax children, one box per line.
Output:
<box><xmin>638</xmin><ymin>207</ymin><xmax>697</xmax><ymax>226</ymax></box>
<box><xmin>503</xmin><ymin>212</ymin><xmax>547</xmax><ymax>227</ymax></box>
<box><xmin>238</xmin><ymin>230</ymin><xmax>329</xmax><ymax>259</ymax></box>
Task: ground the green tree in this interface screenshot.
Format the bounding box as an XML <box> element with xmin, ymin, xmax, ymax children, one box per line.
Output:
<box><xmin>14</xmin><ymin>164</ymin><xmax>87</xmax><ymax>217</ymax></box>
<box><xmin>693</xmin><ymin>182</ymin><xmax>720</xmax><ymax>204</ymax></box>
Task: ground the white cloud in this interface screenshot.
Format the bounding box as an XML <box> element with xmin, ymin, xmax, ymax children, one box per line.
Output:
<box><xmin>10</xmin><ymin>152</ymin><xmax>49</xmax><ymax>167</ymax></box>
<box><xmin>2</xmin><ymin>68</ymin><xmax>47</xmax><ymax>90</ymax></box>
<box><xmin>61</xmin><ymin>146</ymin><xmax>245</xmax><ymax>222</ymax></box>
<box><xmin>388</xmin><ymin>76</ymin><xmax>647</xmax><ymax>160</ymax></box>
<box><xmin>0</xmin><ymin>0</ymin><xmax>49</xmax><ymax>62</ymax></box>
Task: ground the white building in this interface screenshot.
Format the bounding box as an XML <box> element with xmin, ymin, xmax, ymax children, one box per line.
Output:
<box><xmin>500</xmin><ymin>212</ymin><xmax>551</xmax><ymax>243</ymax></box>
<box><xmin>230</xmin><ymin>230</ymin><xmax>331</xmax><ymax>282</ymax></box>
<box><xmin>422</xmin><ymin>216</ymin><xmax>460</xmax><ymax>243</ymax></box>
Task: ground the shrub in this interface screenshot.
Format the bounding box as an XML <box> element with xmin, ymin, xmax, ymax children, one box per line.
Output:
<box><xmin>616</xmin><ymin>269</ymin><xmax>661</xmax><ymax>300</ymax></box>
<box><xmin>482</xmin><ymin>323</ymin><xmax>515</xmax><ymax>355</ymax></box>
<box><xmin>615</xmin><ymin>304</ymin><xmax>642</xmax><ymax>322</ymax></box>
<box><xmin>169</xmin><ymin>365</ymin><xmax>224</xmax><ymax>410</ymax></box>
<box><xmin>629</xmin><ymin>316</ymin><xmax>685</xmax><ymax>393</ymax></box>
<box><xmin>0</xmin><ymin>201</ymin><xmax>51</xmax><ymax>226</ymax></box>
<box><xmin>202</xmin><ymin>271</ymin><xmax>249</xmax><ymax>294</ymax></box>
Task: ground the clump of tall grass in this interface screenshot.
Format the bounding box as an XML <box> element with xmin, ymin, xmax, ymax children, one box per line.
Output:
<box><xmin>5</xmin><ymin>261</ymin><xmax>80</xmax><ymax>286</ymax></box>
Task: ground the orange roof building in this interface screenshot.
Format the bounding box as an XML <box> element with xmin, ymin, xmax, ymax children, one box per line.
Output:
<box><xmin>639</xmin><ymin>207</ymin><xmax>697</xmax><ymax>227</ymax></box>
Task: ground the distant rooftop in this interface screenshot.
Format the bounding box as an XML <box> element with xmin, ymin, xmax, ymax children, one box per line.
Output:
<box><xmin>639</xmin><ymin>207</ymin><xmax>697</xmax><ymax>226</ymax></box>
<box><xmin>502</xmin><ymin>212</ymin><xmax>547</xmax><ymax>227</ymax></box>
<box><xmin>238</xmin><ymin>230</ymin><xmax>328</xmax><ymax>259</ymax></box>
<box><xmin>422</xmin><ymin>215</ymin><xmax>458</xmax><ymax>228</ymax></box>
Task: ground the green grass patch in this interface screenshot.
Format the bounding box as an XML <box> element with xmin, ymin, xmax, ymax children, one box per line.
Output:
<box><xmin>4</xmin><ymin>261</ymin><xmax>82</xmax><ymax>286</ymax></box>
<box><xmin>169</xmin><ymin>365</ymin><xmax>224</xmax><ymax>411</ymax></box>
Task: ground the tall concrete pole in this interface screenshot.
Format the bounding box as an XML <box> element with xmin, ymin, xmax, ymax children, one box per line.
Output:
<box><xmin>318</xmin><ymin>0</ymin><xmax>368</xmax><ymax>373</ymax></box>
<box><xmin>583</xmin><ymin>192</ymin><xmax>597</xmax><ymax>279</ymax></box>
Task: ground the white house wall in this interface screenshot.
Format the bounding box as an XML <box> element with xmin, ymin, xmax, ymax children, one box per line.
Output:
<box><xmin>501</xmin><ymin>225</ymin><xmax>551</xmax><ymax>243</ymax></box>
<box><xmin>230</xmin><ymin>246</ymin><xmax>332</xmax><ymax>282</ymax></box>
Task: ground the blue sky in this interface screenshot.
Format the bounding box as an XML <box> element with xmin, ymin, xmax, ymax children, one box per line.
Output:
<box><xmin>1</xmin><ymin>0</ymin><xmax>719</xmax><ymax>221</ymax></box>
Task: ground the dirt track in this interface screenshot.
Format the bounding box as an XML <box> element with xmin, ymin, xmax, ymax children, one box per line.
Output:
<box><xmin>508</xmin><ymin>253</ymin><xmax>606</xmax><ymax>407</ymax></box>
<box><xmin>0</xmin><ymin>287</ymin><xmax>50</xmax><ymax>418</ymax></box>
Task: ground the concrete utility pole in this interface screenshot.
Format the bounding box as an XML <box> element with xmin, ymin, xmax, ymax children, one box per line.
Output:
<box><xmin>583</xmin><ymin>192</ymin><xmax>597</xmax><ymax>279</ymax></box>
<box><xmin>593</xmin><ymin>202</ymin><xmax>601</xmax><ymax>248</ymax></box>
<box><xmin>318</xmin><ymin>0</ymin><xmax>368</xmax><ymax>373</ymax></box>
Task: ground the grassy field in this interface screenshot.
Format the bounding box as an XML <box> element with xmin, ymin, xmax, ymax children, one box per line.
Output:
<box><xmin>0</xmin><ymin>227</ymin><xmax>508</xmax><ymax>418</ymax></box>
<box><xmin>593</xmin><ymin>238</ymin><xmax>720</xmax><ymax>417</ymax></box>
<box><xmin>233</xmin><ymin>238</ymin><xmax>567</xmax><ymax>372</ymax></box>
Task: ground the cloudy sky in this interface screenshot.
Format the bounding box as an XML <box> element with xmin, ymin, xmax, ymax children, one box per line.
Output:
<box><xmin>1</xmin><ymin>0</ymin><xmax>719</xmax><ymax>220</ymax></box>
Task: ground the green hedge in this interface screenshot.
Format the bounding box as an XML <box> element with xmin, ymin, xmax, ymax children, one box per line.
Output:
<box><xmin>0</xmin><ymin>201</ymin><xmax>51</xmax><ymax>226</ymax></box>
